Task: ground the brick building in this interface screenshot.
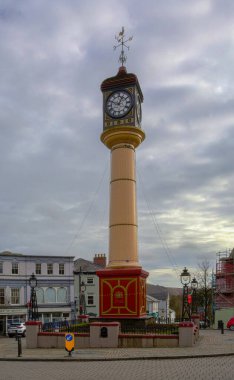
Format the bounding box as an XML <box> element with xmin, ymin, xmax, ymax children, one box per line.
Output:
<box><xmin>215</xmin><ymin>249</ymin><xmax>234</xmax><ymax>309</ymax></box>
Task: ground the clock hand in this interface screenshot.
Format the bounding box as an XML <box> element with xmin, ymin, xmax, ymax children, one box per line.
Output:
<box><xmin>113</xmin><ymin>98</ymin><xmax>121</xmax><ymax>105</ymax></box>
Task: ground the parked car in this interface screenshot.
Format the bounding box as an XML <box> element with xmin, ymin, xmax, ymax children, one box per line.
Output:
<box><xmin>199</xmin><ymin>320</ymin><xmax>206</xmax><ymax>328</ymax></box>
<box><xmin>227</xmin><ymin>317</ymin><xmax>234</xmax><ymax>331</ymax></box>
<box><xmin>8</xmin><ymin>322</ymin><xmax>26</xmax><ymax>337</ymax></box>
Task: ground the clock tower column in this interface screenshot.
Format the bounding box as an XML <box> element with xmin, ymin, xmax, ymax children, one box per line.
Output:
<box><xmin>101</xmin><ymin>66</ymin><xmax>145</xmax><ymax>268</ymax></box>
<box><xmin>97</xmin><ymin>65</ymin><xmax>148</xmax><ymax>319</ymax></box>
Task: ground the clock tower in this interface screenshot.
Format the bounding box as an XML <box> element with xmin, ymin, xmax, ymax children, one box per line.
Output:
<box><xmin>97</xmin><ymin>28</ymin><xmax>148</xmax><ymax>320</ymax></box>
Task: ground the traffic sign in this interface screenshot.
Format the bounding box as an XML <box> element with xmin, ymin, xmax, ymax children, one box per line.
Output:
<box><xmin>65</xmin><ymin>333</ymin><xmax>75</xmax><ymax>353</ymax></box>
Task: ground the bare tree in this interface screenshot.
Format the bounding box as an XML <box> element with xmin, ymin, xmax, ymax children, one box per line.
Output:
<box><xmin>196</xmin><ymin>260</ymin><xmax>213</xmax><ymax>326</ymax></box>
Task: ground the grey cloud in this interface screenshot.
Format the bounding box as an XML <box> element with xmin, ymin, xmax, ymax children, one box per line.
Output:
<box><xmin>0</xmin><ymin>0</ymin><xmax>233</xmax><ymax>286</ymax></box>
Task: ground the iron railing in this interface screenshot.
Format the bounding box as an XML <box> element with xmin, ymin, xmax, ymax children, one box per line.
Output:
<box><xmin>41</xmin><ymin>320</ymin><xmax>179</xmax><ymax>335</ymax></box>
<box><xmin>120</xmin><ymin>324</ymin><xmax>179</xmax><ymax>335</ymax></box>
<box><xmin>41</xmin><ymin>320</ymin><xmax>90</xmax><ymax>334</ymax></box>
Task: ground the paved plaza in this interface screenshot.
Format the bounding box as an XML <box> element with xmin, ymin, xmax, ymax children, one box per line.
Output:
<box><xmin>0</xmin><ymin>356</ymin><xmax>234</xmax><ymax>380</ymax></box>
<box><xmin>0</xmin><ymin>329</ymin><xmax>233</xmax><ymax>379</ymax></box>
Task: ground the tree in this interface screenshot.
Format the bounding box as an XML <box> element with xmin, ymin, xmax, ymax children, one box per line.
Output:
<box><xmin>169</xmin><ymin>295</ymin><xmax>182</xmax><ymax>319</ymax></box>
<box><xmin>196</xmin><ymin>260</ymin><xmax>213</xmax><ymax>326</ymax></box>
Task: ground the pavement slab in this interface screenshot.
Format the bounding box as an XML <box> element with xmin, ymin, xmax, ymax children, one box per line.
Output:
<box><xmin>1</xmin><ymin>357</ymin><xmax>234</xmax><ymax>380</ymax></box>
<box><xmin>0</xmin><ymin>329</ymin><xmax>233</xmax><ymax>361</ymax></box>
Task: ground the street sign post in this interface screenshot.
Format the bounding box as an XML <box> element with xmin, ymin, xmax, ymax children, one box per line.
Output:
<box><xmin>65</xmin><ymin>333</ymin><xmax>75</xmax><ymax>356</ymax></box>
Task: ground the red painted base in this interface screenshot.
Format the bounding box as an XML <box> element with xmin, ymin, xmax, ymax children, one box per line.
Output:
<box><xmin>97</xmin><ymin>267</ymin><xmax>149</xmax><ymax>318</ymax></box>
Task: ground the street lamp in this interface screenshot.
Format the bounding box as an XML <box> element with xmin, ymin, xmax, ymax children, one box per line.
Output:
<box><xmin>180</xmin><ymin>267</ymin><xmax>191</xmax><ymax>320</ymax></box>
<box><xmin>79</xmin><ymin>281</ymin><xmax>86</xmax><ymax>315</ymax></box>
<box><xmin>71</xmin><ymin>296</ymin><xmax>79</xmax><ymax>321</ymax></box>
<box><xmin>161</xmin><ymin>308</ymin><xmax>165</xmax><ymax>322</ymax></box>
<box><xmin>191</xmin><ymin>277</ymin><xmax>198</xmax><ymax>314</ymax></box>
<box><xmin>169</xmin><ymin>310</ymin><xmax>172</xmax><ymax>323</ymax></box>
<box><xmin>73</xmin><ymin>296</ymin><xmax>78</xmax><ymax>321</ymax></box>
<box><xmin>28</xmin><ymin>273</ymin><xmax>39</xmax><ymax>321</ymax></box>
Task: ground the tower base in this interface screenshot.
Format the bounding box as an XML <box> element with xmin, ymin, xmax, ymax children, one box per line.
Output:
<box><xmin>97</xmin><ymin>267</ymin><xmax>149</xmax><ymax>319</ymax></box>
<box><xmin>89</xmin><ymin>316</ymin><xmax>155</xmax><ymax>330</ymax></box>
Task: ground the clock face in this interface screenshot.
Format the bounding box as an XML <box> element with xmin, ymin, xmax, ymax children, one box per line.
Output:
<box><xmin>106</xmin><ymin>90</ymin><xmax>133</xmax><ymax>118</ymax></box>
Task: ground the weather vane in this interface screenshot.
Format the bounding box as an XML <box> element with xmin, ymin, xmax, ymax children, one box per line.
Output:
<box><xmin>113</xmin><ymin>27</ymin><xmax>133</xmax><ymax>66</ymax></box>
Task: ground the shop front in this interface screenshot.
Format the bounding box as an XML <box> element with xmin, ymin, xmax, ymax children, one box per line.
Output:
<box><xmin>0</xmin><ymin>307</ymin><xmax>27</xmax><ymax>335</ymax></box>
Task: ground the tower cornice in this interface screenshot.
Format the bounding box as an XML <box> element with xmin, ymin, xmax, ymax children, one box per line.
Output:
<box><xmin>101</xmin><ymin>66</ymin><xmax>143</xmax><ymax>101</ymax></box>
<box><xmin>100</xmin><ymin>126</ymin><xmax>145</xmax><ymax>149</ymax></box>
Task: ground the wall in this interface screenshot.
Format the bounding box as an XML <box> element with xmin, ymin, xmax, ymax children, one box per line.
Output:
<box><xmin>0</xmin><ymin>253</ymin><xmax>75</xmax><ymax>331</ymax></box>
<box><xmin>74</xmin><ymin>272</ymin><xmax>99</xmax><ymax>317</ymax></box>
<box><xmin>27</xmin><ymin>321</ymin><xmax>198</xmax><ymax>348</ymax></box>
<box><xmin>119</xmin><ymin>335</ymin><xmax>178</xmax><ymax>348</ymax></box>
<box><xmin>37</xmin><ymin>333</ymin><xmax>90</xmax><ymax>349</ymax></box>
<box><xmin>36</xmin><ymin>332</ymin><xmax>179</xmax><ymax>348</ymax></box>
<box><xmin>215</xmin><ymin>307</ymin><xmax>234</xmax><ymax>328</ymax></box>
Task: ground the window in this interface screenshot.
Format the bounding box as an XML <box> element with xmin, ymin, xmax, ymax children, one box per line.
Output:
<box><xmin>87</xmin><ymin>277</ymin><xmax>94</xmax><ymax>284</ymax></box>
<box><xmin>47</xmin><ymin>263</ymin><xmax>53</xmax><ymax>275</ymax></box>
<box><xmin>36</xmin><ymin>288</ymin><xmax>44</xmax><ymax>304</ymax></box>
<box><xmin>45</xmin><ymin>287</ymin><xmax>56</xmax><ymax>303</ymax></box>
<box><xmin>0</xmin><ymin>288</ymin><xmax>4</xmax><ymax>304</ymax></box>
<box><xmin>87</xmin><ymin>295</ymin><xmax>94</xmax><ymax>305</ymax></box>
<box><xmin>52</xmin><ymin>313</ymin><xmax>62</xmax><ymax>322</ymax></box>
<box><xmin>0</xmin><ymin>262</ymin><xmax>3</xmax><ymax>274</ymax></box>
<box><xmin>11</xmin><ymin>288</ymin><xmax>20</xmax><ymax>304</ymax></box>
<box><xmin>12</xmin><ymin>262</ymin><xmax>18</xmax><ymax>274</ymax></box>
<box><xmin>43</xmin><ymin>313</ymin><xmax>51</xmax><ymax>323</ymax></box>
<box><xmin>57</xmin><ymin>287</ymin><xmax>67</xmax><ymax>303</ymax></box>
<box><xmin>59</xmin><ymin>263</ymin><xmax>64</xmax><ymax>275</ymax></box>
<box><xmin>35</xmin><ymin>263</ymin><xmax>41</xmax><ymax>275</ymax></box>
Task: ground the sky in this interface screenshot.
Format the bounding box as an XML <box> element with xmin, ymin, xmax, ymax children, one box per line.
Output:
<box><xmin>0</xmin><ymin>0</ymin><xmax>234</xmax><ymax>287</ymax></box>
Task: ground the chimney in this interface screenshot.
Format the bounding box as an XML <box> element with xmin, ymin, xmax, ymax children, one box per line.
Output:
<box><xmin>93</xmin><ymin>253</ymin><xmax>106</xmax><ymax>268</ymax></box>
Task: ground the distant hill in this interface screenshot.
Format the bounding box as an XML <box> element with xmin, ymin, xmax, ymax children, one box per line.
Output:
<box><xmin>147</xmin><ymin>283</ymin><xmax>182</xmax><ymax>300</ymax></box>
<box><xmin>166</xmin><ymin>287</ymin><xmax>183</xmax><ymax>296</ymax></box>
<box><xmin>0</xmin><ymin>251</ymin><xmax>23</xmax><ymax>256</ymax></box>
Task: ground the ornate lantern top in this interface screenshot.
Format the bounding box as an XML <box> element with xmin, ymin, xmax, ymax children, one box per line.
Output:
<box><xmin>29</xmin><ymin>273</ymin><xmax>37</xmax><ymax>289</ymax></box>
<box><xmin>180</xmin><ymin>267</ymin><xmax>191</xmax><ymax>285</ymax></box>
<box><xmin>191</xmin><ymin>277</ymin><xmax>198</xmax><ymax>289</ymax></box>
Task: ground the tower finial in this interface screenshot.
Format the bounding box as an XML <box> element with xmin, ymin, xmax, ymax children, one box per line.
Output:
<box><xmin>113</xmin><ymin>27</ymin><xmax>133</xmax><ymax>66</ymax></box>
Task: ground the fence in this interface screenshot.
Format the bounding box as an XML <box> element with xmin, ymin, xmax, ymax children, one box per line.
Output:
<box><xmin>28</xmin><ymin>319</ymin><xmax>200</xmax><ymax>348</ymax></box>
<box><xmin>121</xmin><ymin>323</ymin><xmax>179</xmax><ymax>335</ymax></box>
<box><xmin>41</xmin><ymin>319</ymin><xmax>90</xmax><ymax>334</ymax></box>
<box><xmin>40</xmin><ymin>319</ymin><xmax>179</xmax><ymax>335</ymax></box>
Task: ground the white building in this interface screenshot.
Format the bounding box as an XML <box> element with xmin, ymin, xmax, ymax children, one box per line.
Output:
<box><xmin>146</xmin><ymin>295</ymin><xmax>159</xmax><ymax>318</ymax></box>
<box><xmin>73</xmin><ymin>254</ymin><xmax>106</xmax><ymax>318</ymax></box>
<box><xmin>0</xmin><ymin>251</ymin><xmax>74</xmax><ymax>335</ymax></box>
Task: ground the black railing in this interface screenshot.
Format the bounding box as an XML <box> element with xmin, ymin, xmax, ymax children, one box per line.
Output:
<box><xmin>41</xmin><ymin>320</ymin><xmax>179</xmax><ymax>335</ymax></box>
<box><xmin>41</xmin><ymin>320</ymin><xmax>90</xmax><ymax>334</ymax></box>
<box><xmin>121</xmin><ymin>324</ymin><xmax>179</xmax><ymax>335</ymax></box>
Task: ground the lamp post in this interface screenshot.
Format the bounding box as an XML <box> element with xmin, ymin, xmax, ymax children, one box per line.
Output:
<box><xmin>161</xmin><ymin>308</ymin><xmax>165</xmax><ymax>322</ymax></box>
<box><xmin>28</xmin><ymin>273</ymin><xmax>39</xmax><ymax>321</ymax></box>
<box><xmin>72</xmin><ymin>296</ymin><xmax>78</xmax><ymax>321</ymax></box>
<box><xmin>169</xmin><ymin>310</ymin><xmax>172</xmax><ymax>323</ymax></box>
<box><xmin>79</xmin><ymin>281</ymin><xmax>86</xmax><ymax>316</ymax></box>
<box><xmin>180</xmin><ymin>267</ymin><xmax>191</xmax><ymax>321</ymax></box>
<box><xmin>191</xmin><ymin>277</ymin><xmax>198</xmax><ymax>314</ymax></box>
<box><xmin>73</xmin><ymin>296</ymin><xmax>78</xmax><ymax>321</ymax></box>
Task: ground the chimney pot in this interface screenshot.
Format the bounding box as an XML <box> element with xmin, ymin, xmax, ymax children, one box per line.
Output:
<box><xmin>93</xmin><ymin>253</ymin><xmax>106</xmax><ymax>268</ymax></box>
